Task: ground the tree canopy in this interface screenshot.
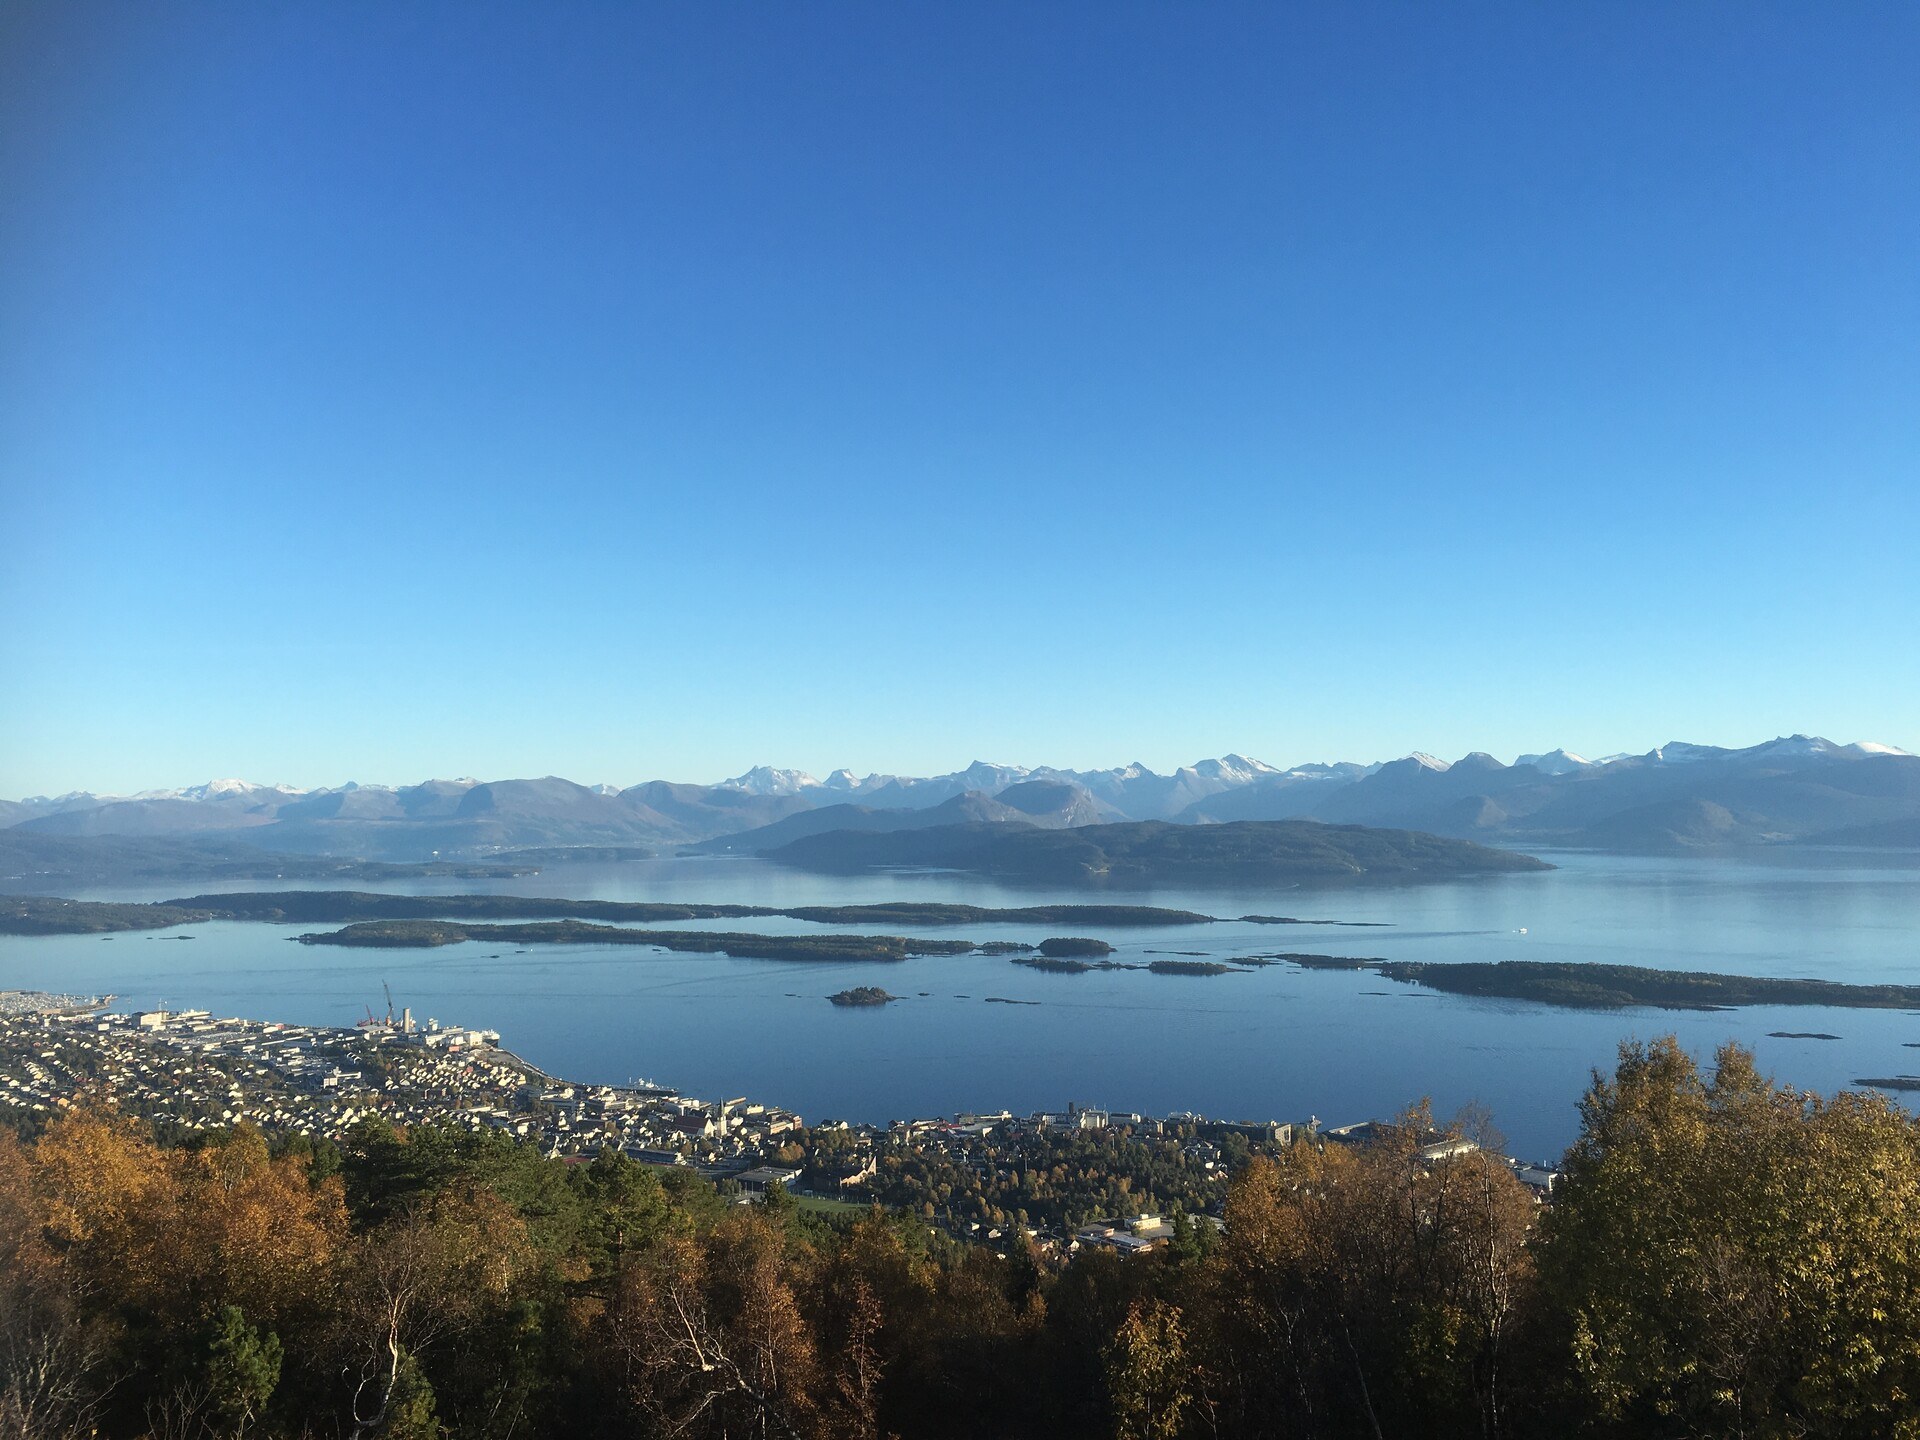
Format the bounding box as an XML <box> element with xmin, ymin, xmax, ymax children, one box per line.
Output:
<box><xmin>4</xmin><ymin>1035</ymin><xmax>1919</xmax><ymax>1438</ymax></box>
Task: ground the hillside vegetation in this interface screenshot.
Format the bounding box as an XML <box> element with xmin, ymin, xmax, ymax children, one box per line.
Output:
<box><xmin>7</xmin><ymin>1039</ymin><xmax>1920</xmax><ymax>1437</ymax></box>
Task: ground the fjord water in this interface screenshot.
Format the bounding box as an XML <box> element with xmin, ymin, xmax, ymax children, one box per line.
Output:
<box><xmin>6</xmin><ymin>849</ymin><xmax>1919</xmax><ymax>1159</ymax></box>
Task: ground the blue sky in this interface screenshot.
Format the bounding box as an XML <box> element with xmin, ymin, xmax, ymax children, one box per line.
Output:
<box><xmin>3</xmin><ymin>4</ymin><xmax>1916</xmax><ymax>795</ymax></box>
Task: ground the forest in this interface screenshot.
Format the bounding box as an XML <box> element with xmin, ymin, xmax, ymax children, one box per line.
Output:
<box><xmin>5</xmin><ymin>1036</ymin><xmax>1920</xmax><ymax>1439</ymax></box>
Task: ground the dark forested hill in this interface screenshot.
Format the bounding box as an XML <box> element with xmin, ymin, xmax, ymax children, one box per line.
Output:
<box><xmin>767</xmin><ymin>818</ymin><xmax>1550</xmax><ymax>884</ymax></box>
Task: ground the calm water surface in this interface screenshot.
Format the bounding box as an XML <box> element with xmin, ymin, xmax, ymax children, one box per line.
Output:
<box><xmin>5</xmin><ymin>850</ymin><xmax>1918</xmax><ymax>1159</ymax></box>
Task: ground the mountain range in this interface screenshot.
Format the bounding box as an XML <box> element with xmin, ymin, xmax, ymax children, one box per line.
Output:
<box><xmin>4</xmin><ymin>736</ymin><xmax>1916</xmax><ymax>862</ymax></box>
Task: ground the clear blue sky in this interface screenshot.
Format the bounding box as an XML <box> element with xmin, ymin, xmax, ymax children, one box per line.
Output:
<box><xmin>3</xmin><ymin>4</ymin><xmax>1916</xmax><ymax>795</ymax></box>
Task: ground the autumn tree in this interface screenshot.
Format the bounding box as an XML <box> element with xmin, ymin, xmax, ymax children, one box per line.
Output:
<box><xmin>1208</xmin><ymin>1112</ymin><xmax>1538</xmax><ymax>1439</ymax></box>
<box><xmin>170</xmin><ymin>1126</ymin><xmax>347</xmax><ymax>1332</ymax></box>
<box><xmin>1537</xmin><ymin>1037</ymin><xmax>1920</xmax><ymax>1438</ymax></box>
<box><xmin>804</xmin><ymin>1213</ymin><xmax>932</xmax><ymax>1440</ymax></box>
<box><xmin>0</xmin><ymin>1128</ymin><xmax>102</xmax><ymax>1440</ymax></box>
<box><xmin>340</xmin><ymin>1184</ymin><xmax>533</xmax><ymax>1439</ymax></box>
<box><xmin>610</xmin><ymin>1213</ymin><xmax>823</xmax><ymax>1438</ymax></box>
<box><xmin>1106</xmin><ymin>1299</ymin><xmax>1192</xmax><ymax>1440</ymax></box>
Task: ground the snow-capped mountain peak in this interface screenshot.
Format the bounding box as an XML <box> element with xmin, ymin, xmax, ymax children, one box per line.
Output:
<box><xmin>1405</xmin><ymin>752</ymin><xmax>1451</xmax><ymax>772</ymax></box>
<box><xmin>1736</xmin><ymin>735</ymin><xmax>1909</xmax><ymax>763</ymax></box>
<box><xmin>1192</xmin><ymin>754</ymin><xmax>1278</xmax><ymax>784</ymax></box>
<box><xmin>1747</xmin><ymin>735</ymin><xmax>1840</xmax><ymax>761</ymax></box>
<box><xmin>960</xmin><ymin>760</ymin><xmax>1029</xmax><ymax>784</ymax></box>
<box><xmin>1847</xmin><ymin>740</ymin><xmax>1912</xmax><ymax>758</ymax></box>
<box><xmin>716</xmin><ymin>766</ymin><xmax>823</xmax><ymax>796</ymax></box>
<box><xmin>180</xmin><ymin>778</ymin><xmax>308</xmax><ymax>801</ymax></box>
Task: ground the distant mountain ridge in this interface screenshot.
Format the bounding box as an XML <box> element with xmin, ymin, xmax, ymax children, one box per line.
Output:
<box><xmin>6</xmin><ymin>735</ymin><xmax>1917</xmax><ymax>860</ymax></box>
<box><xmin>690</xmin><ymin>779</ymin><xmax>1110</xmax><ymax>855</ymax></box>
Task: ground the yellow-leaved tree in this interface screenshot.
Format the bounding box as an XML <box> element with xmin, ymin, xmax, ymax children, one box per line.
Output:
<box><xmin>1538</xmin><ymin>1037</ymin><xmax>1920</xmax><ymax>1438</ymax></box>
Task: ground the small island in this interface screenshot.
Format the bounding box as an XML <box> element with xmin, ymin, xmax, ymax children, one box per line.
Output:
<box><xmin>1012</xmin><ymin>955</ymin><xmax>1104</xmax><ymax>974</ymax></box>
<box><xmin>1009</xmin><ymin>954</ymin><xmax>1248</xmax><ymax>978</ymax></box>
<box><xmin>828</xmin><ymin>987</ymin><xmax>898</xmax><ymax>1007</ymax></box>
<box><xmin>1037</xmin><ymin>937</ymin><xmax>1116</xmax><ymax>958</ymax></box>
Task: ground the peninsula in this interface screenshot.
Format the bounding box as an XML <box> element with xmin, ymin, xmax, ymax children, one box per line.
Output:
<box><xmin>1285</xmin><ymin>955</ymin><xmax>1920</xmax><ymax>1011</ymax></box>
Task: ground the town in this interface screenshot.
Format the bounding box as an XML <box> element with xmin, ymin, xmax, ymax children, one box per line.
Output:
<box><xmin>0</xmin><ymin>988</ymin><xmax>1560</xmax><ymax>1261</ymax></box>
